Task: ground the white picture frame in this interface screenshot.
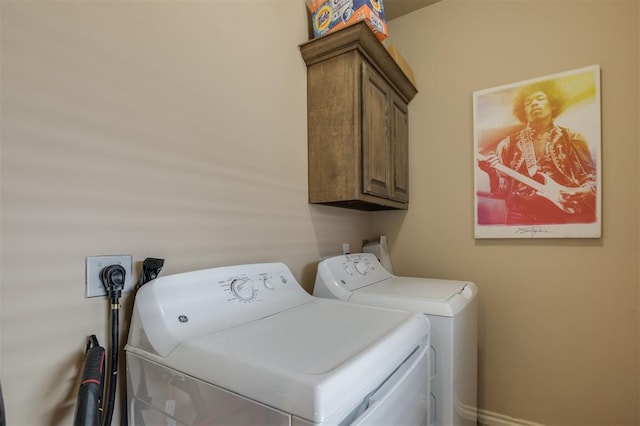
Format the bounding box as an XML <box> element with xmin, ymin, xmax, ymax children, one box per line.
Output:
<box><xmin>473</xmin><ymin>65</ymin><xmax>602</xmax><ymax>238</ymax></box>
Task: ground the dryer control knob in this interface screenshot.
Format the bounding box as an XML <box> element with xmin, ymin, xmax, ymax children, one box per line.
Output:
<box><xmin>262</xmin><ymin>277</ymin><xmax>275</xmax><ymax>290</ymax></box>
<box><xmin>231</xmin><ymin>278</ymin><xmax>255</xmax><ymax>301</ymax></box>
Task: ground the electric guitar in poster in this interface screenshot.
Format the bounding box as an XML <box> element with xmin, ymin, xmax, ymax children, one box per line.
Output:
<box><xmin>477</xmin><ymin>153</ymin><xmax>592</xmax><ymax>215</ymax></box>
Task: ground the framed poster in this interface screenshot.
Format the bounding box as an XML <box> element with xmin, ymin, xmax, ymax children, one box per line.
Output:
<box><xmin>473</xmin><ymin>65</ymin><xmax>601</xmax><ymax>238</ymax></box>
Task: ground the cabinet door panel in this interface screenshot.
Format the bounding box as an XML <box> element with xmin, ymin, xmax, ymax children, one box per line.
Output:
<box><xmin>391</xmin><ymin>93</ymin><xmax>409</xmax><ymax>202</ymax></box>
<box><xmin>362</xmin><ymin>63</ymin><xmax>391</xmax><ymax>198</ymax></box>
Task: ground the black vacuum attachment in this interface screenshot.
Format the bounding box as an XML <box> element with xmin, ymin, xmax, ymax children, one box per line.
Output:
<box><xmin>138</xmin><ymin>258</ymin><xmax>164</xmax><ymax>289</ymax></box>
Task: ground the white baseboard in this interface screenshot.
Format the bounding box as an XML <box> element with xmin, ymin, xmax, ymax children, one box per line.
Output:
<box><xmin>478</xmin><ymin>409</ymin><xmax>545</xmax><ymax>426</ymax></box>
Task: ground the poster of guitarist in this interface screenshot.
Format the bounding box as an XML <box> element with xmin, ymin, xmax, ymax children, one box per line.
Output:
<box><xmin>474</xmin><ymin>66</ymin><xmax>601</xmax><ymax>238</ymax></box>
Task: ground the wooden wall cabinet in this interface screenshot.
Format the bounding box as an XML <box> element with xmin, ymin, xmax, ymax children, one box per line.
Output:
<box><xmin>299</xmin><ymin>22</ymin><xmax>417</xmax><ymax>211</ymax></box>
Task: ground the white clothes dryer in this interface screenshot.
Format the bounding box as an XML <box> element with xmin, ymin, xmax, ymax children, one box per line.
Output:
<box><xmin>126</xmin><ymin>261</ymin><xmax>431</xmax><ymax>425</ymax></box>
<box><xmin>314</xmin><ymin>253</ymin><xmax>478</xmax><ymax>426</ymax></box>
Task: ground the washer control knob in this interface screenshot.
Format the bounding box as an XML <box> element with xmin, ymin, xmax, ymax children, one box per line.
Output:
<box><xmin>355</xmin><ymin>262</ymin><xmax>368</xmax><ymax>275</ymax></box>
<box><xmin>230</xmin><ymin>278</ymin><xmax>255</xmax><ymax>301</ymax></box>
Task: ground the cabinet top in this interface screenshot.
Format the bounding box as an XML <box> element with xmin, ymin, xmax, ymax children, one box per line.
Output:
<box><xmin>299</xmin><ymin>22</ymin><xmax>418</xmax><ymax>103</ymax></box>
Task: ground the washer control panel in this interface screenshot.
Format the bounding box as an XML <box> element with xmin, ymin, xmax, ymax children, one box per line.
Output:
<box><xmin>321</xmin><ymin>253</ymin><xmax>393</xmax><ymax>292</ymax></box>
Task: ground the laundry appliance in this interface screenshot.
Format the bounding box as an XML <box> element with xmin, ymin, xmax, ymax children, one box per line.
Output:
<box><xmin>314</xmin><ymin>253</ymin><xmax>478</xmax><ymax>426</ymax></box>
<box><xmin>125</xmin><ymin>261</ymin><xmax>431</xmax><ymax>425</ymax></box>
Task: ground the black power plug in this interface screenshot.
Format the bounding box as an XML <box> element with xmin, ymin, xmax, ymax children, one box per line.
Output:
<box><xmin>100</xmin><ymin>264</ymin><xmax>126</xmax><ymax>299</ymax></box>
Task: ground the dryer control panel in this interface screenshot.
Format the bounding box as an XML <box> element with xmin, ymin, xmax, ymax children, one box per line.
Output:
<box><xmin>128</xmin><ymin>263</ymin><xmax>314</xmax><ymax>358</ymax></box>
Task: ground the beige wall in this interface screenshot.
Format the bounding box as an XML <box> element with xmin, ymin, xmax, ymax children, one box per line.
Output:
<box><xmin>377</xmin><ymin>0</ymin><xmax>640</xmax><ymax>425</ymax></box>
<box><xmin>2</xmin><ymin>1</ymin><xmax>639</xmax><ymax>425</ymax></box>
<box><xmin>0</xmin><ymin>2</ymin><xmax>373</xmax><ymax>424</ymax></box>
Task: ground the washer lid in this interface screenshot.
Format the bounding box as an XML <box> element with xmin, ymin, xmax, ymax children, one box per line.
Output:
<box><xmin>351</xmin><ymin>277</ymin><xmax>476</xmax><ymax>317</ymax></box>
<box><xmin>146</xmin><ymin>298</ymin><xmax>429</xmax><ymax>424</ymax></box>
<box><xmin>364</xmin><ymin>277</ymin><xmax>466</xmax><ymax>301</ymax></box>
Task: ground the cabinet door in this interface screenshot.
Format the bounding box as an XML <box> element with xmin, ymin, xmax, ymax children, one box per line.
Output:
<box><xmin>362</xmin><ymin>62</ymin><xmax>391</xmax><ymax>199</ymax></box>
<box><xmin>390</xmin><ymin>92</ymin><xmax>409</xmax><ymax>202</ymax></box>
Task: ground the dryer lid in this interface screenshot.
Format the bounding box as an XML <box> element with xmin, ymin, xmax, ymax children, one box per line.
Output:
<box><xmin>148</xmin><ymin>298</ymin><xmax>430</xmax><ymax>424</ymax></box>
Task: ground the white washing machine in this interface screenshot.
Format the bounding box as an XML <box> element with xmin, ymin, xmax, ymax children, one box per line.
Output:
<box><xmin>125</xmin><ymin>261</ymin><xmax>432</xmax><ymax>425</ymax></box>
<box><xmin>314</xmin><ymin>253</ymin><xmax>478</xmax><ymax>426</ymax></box>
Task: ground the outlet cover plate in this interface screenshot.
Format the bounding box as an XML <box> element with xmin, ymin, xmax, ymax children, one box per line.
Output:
<box><xmin>86</xmin><ymin>255</ymin><xmax>133</xmax><ymax>298</ymax></box>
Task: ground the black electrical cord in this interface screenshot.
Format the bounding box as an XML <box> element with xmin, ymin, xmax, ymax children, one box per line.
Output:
<box><xmin>0</xmin><ymin>379</ymin><xmax>5</xmax><ymax>426</ymax></box>
<box><xmin>121</xmin><ymin>258</ymin><xmax>164</xmax><ymax>426</ymax></box>
<box><xmin>100</xmin><ymin>265</ymin><xmax>125</xmax><ymax>426</ymax></box>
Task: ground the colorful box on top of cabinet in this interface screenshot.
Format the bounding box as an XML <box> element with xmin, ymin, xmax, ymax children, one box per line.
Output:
<box><xmin>307</xmin><ymin>0</ymin><xmax>388</xmax><ymax>41</ymax></box>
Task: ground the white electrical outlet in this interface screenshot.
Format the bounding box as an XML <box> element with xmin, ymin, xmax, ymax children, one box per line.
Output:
<box><xmin>85</xmin><ymin>255</ymin><xmax>133</xmax><ymax>298</ymax></box>
<box><xmin>342</xmin><ymin>243</ymin><xmax>350</xmax><ymax>255</ymax></box>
